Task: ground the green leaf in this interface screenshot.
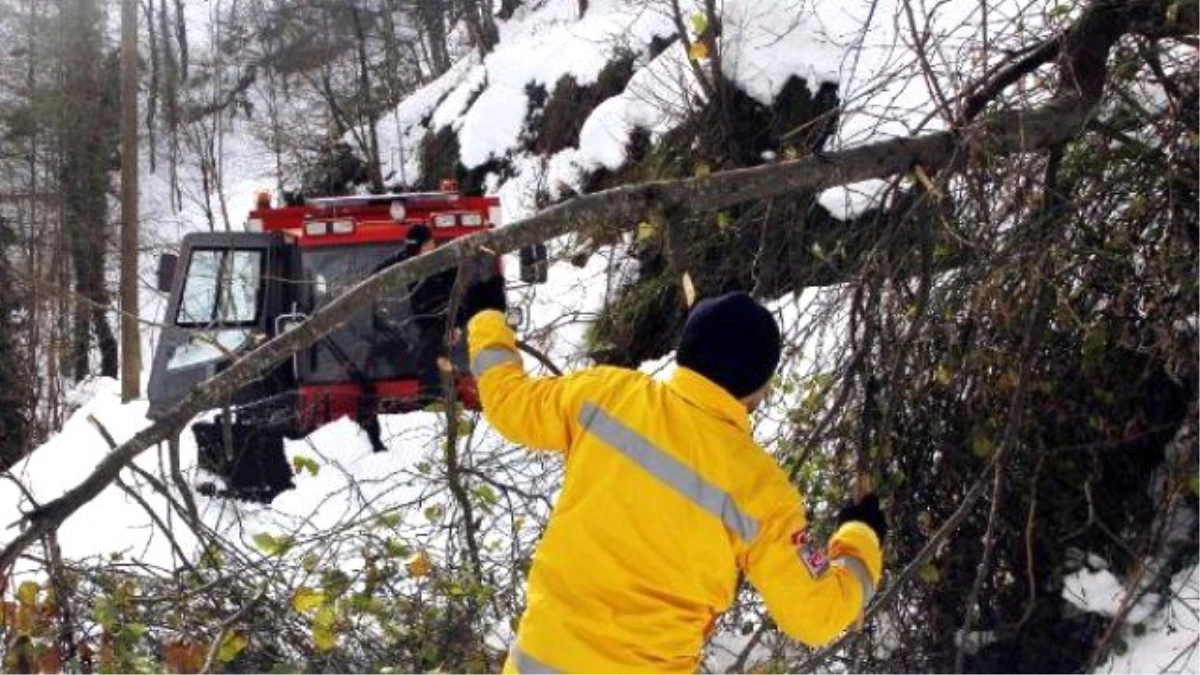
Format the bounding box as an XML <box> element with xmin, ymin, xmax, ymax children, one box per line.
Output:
<box><xmin>313</xmin><ymin>625</ymin><xmax>338</xmax><ymax>652</ymax></box>
<box><xmin>376</xmin><ymin>512</ymin><xmax>403</xmax><ymax>529</ymax></box>
<box><xmin>252</xmin><ymin>532</ymin><xmax>294</xmax><ymax>557</ymax></box>
<box><xmin>424</xmin><ymin>505</ymin><xmax>444</xmax><ymax>523</ymax></box>
<box><xmin>93</xmin><ymin>597</ymin><xmax>118</xmax><ymax>630</ymax></box>
<box><xmin>291</xmin><ymin>455</ymin><xmax>320</xmax><ymax>478</ymax></box>
<box><xmin>217</xmin><ymin>633</ymin><xmax>249</xmax><ymax>663</ymax></box>
<box><xmin>314</xmin><ymin>604</ymin><xmax>338</xmax><ymax>631</ymax></box>
<box><xmin>123</xmin><ymin>622</ymin><xmax>149</xmax><ymax>639</ymax></box>
<box><xmin>16</xmin><ymin>581</ymin><xmax>39</xmax><ymax>606</ymax></box>
<box><xmin>689</xmin><ymin>12</ymin><xmax>708</xmax><ymax>35</ymax></box>
<box><xmin>292</xmin><ymin>587</ymin><xmax>326</xmax><ymax>614</ymax></box>
<box><xmin>970</xmin><ymin>433</ymin><xmax>994</xmax><ymax>459</ymax></box>
<box><xmin>320</xmin><ymin>569</ymin><xmax>352</xmax><ymax>599</ymax></box>
<box><xmin>919</xmin><ymin>562</ymin><xmax>941</xmax><ymax>584</ymax></box>
<box><xmin>458</xmin><ymin>417</ymin><xmax>476</xmax><ymax>437</ymax></box>
<box><xmin>933</xmin><ymin>365</ymin><xmax>952</xmax><ymax>386</ymax></box>
<box><xmin>474</xmin><ymin>485</ymin><xmax>499</xmax><ymax>507</ymax></box>
<box><xmin>384</xmin><ymin>537</ymin><xmax>411</xmax><ymax>558</ymax></box>
<box><xmin>715</xmin><ymin>212</ymin><xmax>733</xmax><ymax>230</ymax></box>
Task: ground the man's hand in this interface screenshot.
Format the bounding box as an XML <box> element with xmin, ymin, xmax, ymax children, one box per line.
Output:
<box><xmin>836</xmin><ymin>493</ymin><xmax>888</xmax><ymax>543</ymax></box>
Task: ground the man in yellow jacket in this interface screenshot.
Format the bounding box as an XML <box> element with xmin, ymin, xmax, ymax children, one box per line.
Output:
<box><xmin>465</xmin><ymin>288</ymin><xmax>886</xmax><ymax>673</ymax></box>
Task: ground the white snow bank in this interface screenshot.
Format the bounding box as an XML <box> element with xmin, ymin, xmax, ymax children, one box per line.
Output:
<box><xmin>1064</xmin><ymin>563</ymin><xmax>1200</xmax><ymax>674</ymax></box>
<box><xmin>1065</xmin><ymin>567</ymin><xmax>1157</xmax><ymax>625</ymax></box>
<box><xmin>576</xmin><ymin>43</ymin><xmax>700</xmax><ymax>172</ymax></box>
<box><xmin>0</xmin><ymin>379</ymin><xmax>455</xmax><ymax>576</ymax></box>
<box><xmin>818</xmin><ymin>178</ymin><xmax>892</xmax><ymax>221</ymax></box>
<box><xmin>1099</xmin><ymin>565</ymin><xmax>1199</xmax><ymax>674</ymax></box>
<box><xmin>0</xmin><ymin>378</ymin><xmax>169</xmax><ymax>567</ymax></box>
<box><xmin>718</xmin><ymin>0</ymin><xmax>844</xmax><ymax>104</ymax></box>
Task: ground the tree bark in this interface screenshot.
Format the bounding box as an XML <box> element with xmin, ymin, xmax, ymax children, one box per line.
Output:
<box><xmin>416</xmin><ymin>0</ymin><xmax>451</xmax><ymax>76</ymax></box>
<box><xmin>348</xmin><ymin>2</ymin><xmax>384</xmax><ymax>192</ymax></box>
<box><xmin>62</xmin><ymin>0</ymin><xmax>118</xmax><ymax>381</ymax></box>
<box><xmin>120</xmin><ymin>0</ymin><xmax>142</xmax><ymax>401</ymax></box>
<box><xmin>460</xmin><ymin>0</ymin><xmax>499</xmax><ymax>56</ymax></box>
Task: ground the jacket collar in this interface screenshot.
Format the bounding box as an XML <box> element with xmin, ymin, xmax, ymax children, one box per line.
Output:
<box><xmin>666</xmin><ymin>367</ymin><xmax>751</xmax><ymax>434</ymax></box>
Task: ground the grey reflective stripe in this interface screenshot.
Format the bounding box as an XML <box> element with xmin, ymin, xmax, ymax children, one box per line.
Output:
<box><xmin>579</xmin><ymin>403</ymin><xmax>759</xmax><ymax>541</ymax></box>
<box><xmin>509</xmin><ymin>645</ymin><xmax>560</xmax><ymax>674</ymax></box>
<box><xmin>833</xmin><ymin>555</ymin><xmax>876</xmax><ymax>608</ymax></box>
<box><xmin>471</xmin><ymin>346</ymin><xmax>521</xmax><ymax>378</ymax></box>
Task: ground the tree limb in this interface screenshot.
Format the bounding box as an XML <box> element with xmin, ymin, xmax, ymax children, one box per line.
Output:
<box><xmin>0</xmin><ymin>94</ymin><xmax>1098</xmax><ymax>573</ymax></box>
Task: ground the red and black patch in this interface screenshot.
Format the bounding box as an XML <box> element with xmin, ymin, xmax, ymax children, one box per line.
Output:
<box><xmin>791</xmin><ymin>527</ymin><xmax>829</xmax><ymax>577</ymax></box>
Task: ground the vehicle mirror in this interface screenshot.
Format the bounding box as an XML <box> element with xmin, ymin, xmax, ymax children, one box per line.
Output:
<box><xmin>519</xmin><ymin>244</ymin><xmax>548</xmax><ymax>284</ymax></box>
<box><xmin>505</xmin><ymin>307</ymin><xmax>525</xmax><ymax>329</ymax></box>
<box><xmin>156</xmin><ymin>252</ymin><xmax>179</xmax><ymax>293</ymax></box>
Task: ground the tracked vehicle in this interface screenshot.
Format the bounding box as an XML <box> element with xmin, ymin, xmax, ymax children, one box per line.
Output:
<box><xmin>147</xmin><ymin>186</ymin><xmax>547</xmax><ymax>501</ymax></box>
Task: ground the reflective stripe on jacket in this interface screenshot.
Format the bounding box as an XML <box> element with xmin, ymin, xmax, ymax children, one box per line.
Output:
<box><xmin>468</xmin><ymin>310</ymin><xmax>883</xmax><ymax>674</ymax></box>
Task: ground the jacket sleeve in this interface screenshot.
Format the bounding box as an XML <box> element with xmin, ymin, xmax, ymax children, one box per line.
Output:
<box><xmin>467</xmin><ymin>310</ymin><xmax>594</xmax><ymax>452</ymax></box>
<box><xmin>742</xmin><ymin>494</ymin><xmax>883</xmax><ymax>647</ymax></box>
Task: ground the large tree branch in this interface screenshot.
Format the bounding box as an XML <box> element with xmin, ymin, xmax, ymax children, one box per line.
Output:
<box><xmin>0</xmin><ymin>94</ymin><xmax>1098</xmax><ymax>572</ymax></box>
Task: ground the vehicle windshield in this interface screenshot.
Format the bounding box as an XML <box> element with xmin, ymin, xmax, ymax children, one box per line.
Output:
<box><xmin>300</xmin><ymin>243</ymin><xmax>441</xmax><ymax>384</ymax></box>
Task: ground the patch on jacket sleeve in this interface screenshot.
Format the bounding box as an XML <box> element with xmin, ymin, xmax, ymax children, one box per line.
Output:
<box><xmin>790</xmin><ymin>527</ymin><xmax>829</xmax><ymax>577</ymax></box>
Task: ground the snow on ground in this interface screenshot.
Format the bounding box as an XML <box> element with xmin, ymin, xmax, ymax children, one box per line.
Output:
<box><xmin>0</xmin><ymin>377</ymin><xmax>451</xmax><ymax>575</ymax></box>
<box><xmin>1064</xmin><ymin>562</ymin><xmax>1200</xmax><ymax>674</ymax></box>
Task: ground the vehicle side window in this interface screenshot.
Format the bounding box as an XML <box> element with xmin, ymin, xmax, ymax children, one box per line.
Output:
<box><xmin>176</xmin><ymin>249</ymin><xmax>264</xmax><ymax>326</ymax></box>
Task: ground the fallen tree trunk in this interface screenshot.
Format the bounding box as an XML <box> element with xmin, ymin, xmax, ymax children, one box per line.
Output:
<box><xmin>0</xmin><ymin>95</ymin><xmax>1096</xmax><ymax>571</ymax></box>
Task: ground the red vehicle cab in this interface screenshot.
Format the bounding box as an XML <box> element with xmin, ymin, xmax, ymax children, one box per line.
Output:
<box><xmin>147</xmin><ymin>185</ymin><xmax>533</xmax><ymax>501</ymax></box>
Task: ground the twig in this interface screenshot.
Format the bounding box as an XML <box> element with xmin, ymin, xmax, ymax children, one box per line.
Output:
<box><xmin>199</xmin><ymin>583</ymin><xmax>268</xmax><ymax>674</ymax></box>
<box><xmin>515</xmin><ymin>339</ymin><xmax>564</xmax><ymax>376</ymax></box>
<box><xmin>1016</xmin><ymin>452</ymin><xmax>1046</xmax><ymax>630</ymax></box>
<box><xmin>954</xmin><ymin>146</ymin><xmax>1062</xmax><ymax>671</ymax></box>
<box><xmin>88</xmin><ymin>414</ymin><xmax>197</xmax><ymax>572</ymax></box>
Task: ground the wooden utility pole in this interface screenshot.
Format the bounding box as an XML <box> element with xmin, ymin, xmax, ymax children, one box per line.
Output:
<box><xmin>119</xmin><ymin>0</ymin><xmax>141</xmax><ymax>401</ymax></box>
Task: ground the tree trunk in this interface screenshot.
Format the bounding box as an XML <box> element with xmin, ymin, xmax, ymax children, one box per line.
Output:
<box><xmin>61</xmin><ymin>0</ymin><xmax>119</xmax><ymax>381</ymax></box>
<box><xmin>146</xmin><ymin>0</ymin><xmax>158</xmax><ymax>172</ymax></box>
<box><xmin>417</xmin><ymin>0</ymin><xmax>451</xmax><ymax>76</ymax></box>
<box><xmin>460</xmin><ymin>0</ymin><xmax>498</xmax><ymax>56</ymax></box>
<box><xmin>120</xmin><ymin>0</ymin><xmax>141</xmax><ymax>401</ymax></box>
<box><xmin>173</xmin><ymin>0</ymin><xmax>187</xmax><ymax>82</ymax></box>
<box><xmin>160</xmin><ymin>0</ymin><xmax>181</xmax><ymax>210</ymax></box>
<box><xmin>498</xmin><ymin>0</ymin><xmax>523</xmax><ymax>20</ymax></box>
<box><xmin>348</xmin><ymin>2</ymin><xmax>384</xmax><ymax>192</ymax></box>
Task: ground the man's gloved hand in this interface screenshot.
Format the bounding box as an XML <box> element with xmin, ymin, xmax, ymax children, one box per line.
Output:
<box><xmin>462</xmin><ymin>275</ymin><xmax>507</xmax><ymax>321</ymax></box>
<box><xmin>836</xmin><ymin>493</ymin><xmax>888</xmax><ymax>543</ymax></box>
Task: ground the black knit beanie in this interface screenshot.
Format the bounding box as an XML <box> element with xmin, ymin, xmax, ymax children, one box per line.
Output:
<box><xmin>677</xmin><ymin>292</ymin><xmax>782</xmax><ymax>398</ymax></box>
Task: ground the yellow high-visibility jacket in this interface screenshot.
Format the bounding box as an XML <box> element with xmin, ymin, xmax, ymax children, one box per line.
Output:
<box><xmin>468</xmin><ymin>310</ymin><xmax>882</xmax><ymax>674</ymax></box>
